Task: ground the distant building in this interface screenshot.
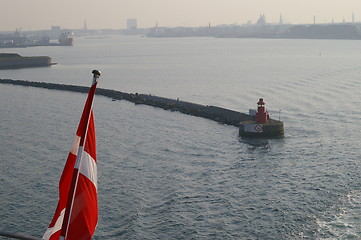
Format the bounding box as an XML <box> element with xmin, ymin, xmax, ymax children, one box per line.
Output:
<box><xmin>127</xmin><ymin>19</ymin><xmax>137</xmax><ymax>30</ymax></box>
<box><xmin>49</xmin><ymin>26</ymin><xmax>62</xmax><ymax>39</ymax></box>
<box><xmin>51</xmin><ymin>26</ymin><xmax>61</xmax><ymax>31</ymax></box>
<box><xmin>256</xmin><ymin>14</ymin><xmax>266</xmax><ymax>25</ymax></box>
<box><xmin>279</xmin><ymin>15</ymin><xmax>284</xmax><ymax>25</ymax></box>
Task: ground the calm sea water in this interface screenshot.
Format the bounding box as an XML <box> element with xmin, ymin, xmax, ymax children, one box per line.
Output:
<box><xmin>1</xmin><ymin>35</ymin><xmax>361</xmax><ymax>239</ymax></box>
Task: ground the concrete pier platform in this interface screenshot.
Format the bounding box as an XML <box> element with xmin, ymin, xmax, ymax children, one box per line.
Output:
<box><xmin>239</xmin><ymin>119</ymin><xmax>284</xmax><ymax>138</ymax></box>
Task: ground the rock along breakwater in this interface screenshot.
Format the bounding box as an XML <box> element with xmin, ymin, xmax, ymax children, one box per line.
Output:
<box><xmin>0</xmin><ymin>79</ymin><xmax>253</xmax><ymax>127</ymax></box>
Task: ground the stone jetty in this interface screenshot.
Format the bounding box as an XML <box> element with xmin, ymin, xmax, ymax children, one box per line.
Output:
<box><xmin>0</xmin><ymin>79</ymin><xmax>253</xmax><ymax>127</ymax></box>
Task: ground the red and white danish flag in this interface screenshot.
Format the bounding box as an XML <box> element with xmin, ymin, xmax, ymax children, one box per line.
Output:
<box><xmin>43</xmin><ymin>71</ymin><xmax>100</xmax><ymax>240</ymax></box>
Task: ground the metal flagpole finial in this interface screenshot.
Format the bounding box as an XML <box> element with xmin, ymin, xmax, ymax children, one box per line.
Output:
<box><xmin>92</xmin><ymin>69</ymin><xmax>101</xmax><ymax>84</ymax></box>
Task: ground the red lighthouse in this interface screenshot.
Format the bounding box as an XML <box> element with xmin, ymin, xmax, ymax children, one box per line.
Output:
<box><xmin>239</xmin><ymin>98</ymin><xmax>284</xmax><ymax>138</ymax></box>
<box><xmin>255</xmin><ymin>98</ymin><xmax>269</xmax><ymax>123</ymax></box>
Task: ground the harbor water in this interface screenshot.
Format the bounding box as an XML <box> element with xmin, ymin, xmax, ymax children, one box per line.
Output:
<box><xmin>1</xmin><ymin>36</ymin><xmax>361</xmax><ymax>239</ymax></box>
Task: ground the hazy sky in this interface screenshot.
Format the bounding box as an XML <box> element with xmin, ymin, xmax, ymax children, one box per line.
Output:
<box><xmin>2</xmin><ymin>0</ymin><xmax>361</xmax><ymax>31</ymax></box>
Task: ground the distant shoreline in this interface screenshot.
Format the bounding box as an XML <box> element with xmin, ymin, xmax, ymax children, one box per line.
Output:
<box><xmin>146</xmin><ymin>23</ymin><xmax>361</xmax><ymax>40</ymax></box>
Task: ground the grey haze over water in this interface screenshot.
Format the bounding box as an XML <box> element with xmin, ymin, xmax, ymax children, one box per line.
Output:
<box><xmin>1</xmin><ymin>36</ymin><xmax>361</xmax><ymax>239</ymax></box>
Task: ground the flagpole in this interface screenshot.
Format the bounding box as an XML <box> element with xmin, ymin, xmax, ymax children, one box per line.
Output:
<box><xmin>60</xmin><ymin>70</ymin><xmax>100</xmax><ymax>240</ymax></box>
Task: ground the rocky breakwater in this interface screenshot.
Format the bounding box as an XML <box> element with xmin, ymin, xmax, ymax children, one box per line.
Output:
<box><xmin>0</xmin><ymin>79</ymin><xmax>255</xmax><ymax>127</ymax></box>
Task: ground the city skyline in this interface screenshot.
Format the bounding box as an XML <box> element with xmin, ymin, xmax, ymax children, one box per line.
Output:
<box><xmin>2</xmin><ymin>0</ymin><xmax>361</xmax><ymax>31</ymax></box>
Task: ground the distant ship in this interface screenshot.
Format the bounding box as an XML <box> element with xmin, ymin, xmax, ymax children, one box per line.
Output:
<box><xmin>0</xmin><ymin>53</ymin><xmax>56</xmax><ymax>69</ymax></box>
<box><xmin>58</xmin><ymin>32</ymin><xmax>73</xmax><ymax>46</ymax></box>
